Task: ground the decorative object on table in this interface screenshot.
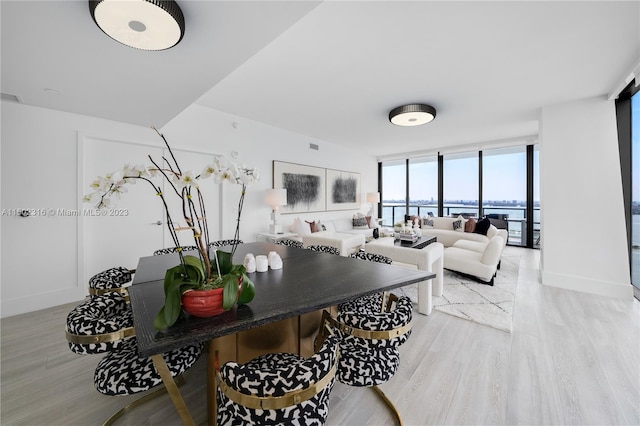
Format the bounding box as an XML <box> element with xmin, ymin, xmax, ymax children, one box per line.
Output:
<box><xmin>84</xmin><ymin>127</ymin><xmax>259</xmax><ymax>330</ymax></box>
<box><xmin>268</xmin><ymin>251</ymin><xmax>283</xmax><ymax>270</ymax></box>
<box><xmin>243</xmin><ymin>254</ymin><xmax>256</xmax><ymax>273</ymax></box>
<box><xmin>255</xmin><ymin>255</ymin><xmax>269</xmax><ymax>272</ymax></box>
<box><xmin>265</xmin><ymin>188</ymin><xmax>287</xmax><ymax>233</ymax></box>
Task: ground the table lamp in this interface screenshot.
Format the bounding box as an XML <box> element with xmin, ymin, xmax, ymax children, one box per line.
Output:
<box><xmin>366</xmin><ymin>192</ymin><xmax>380</xmax><ymax>218</ymax></box>
<box><xmin>265</xmin><ymin>188</ymin><xmax>287</xmax><ymax>234</ymax></box>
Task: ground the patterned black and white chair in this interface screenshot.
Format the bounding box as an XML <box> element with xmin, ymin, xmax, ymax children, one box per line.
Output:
<box><xmin>209</xmin><ymin>239</ymin><xmax>243</xmax><ymax>248</ymax></box>
<box><xmin>275</xmin><ymin>238</ymin><xmax>303</xmax><ymax>248</ymax></box>
<box><xmin>65</xmin><ymin>293</ymin><xmax>203</xmax><ymax>425</ymax></box>
<box><xmin>322</xmin><ymin>293</ymin><xmax>413</xmax><ymax>425</ymax></box>
<box><xmin>153</xmin><ymin>245</ymin><xmax>198</xmax><ymax>256</ymax></box>
<box><xmin>349</xmin><ymin>251</ymin><xmax>393</xmax><ymax>265</ymax></box>
<box><xmin>88</xmin><ymin>266</ymin><xmax>135</xmax><ymax>299</ymax></box>
<box><xmin>306</xmin><ymin>244</ymin><xmax>341</xmax><ymax>256</ymax></box>
<box><xmin>216</xmin><ymin>326</ymin><xmax>340</xmax><ymax>425</ymax></box>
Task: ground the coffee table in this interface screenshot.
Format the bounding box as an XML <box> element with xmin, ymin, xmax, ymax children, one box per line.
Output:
<box><xmin>395</xmin><ymin>235</ymin><xmax>437</xmax><ymax>249</ymax></box>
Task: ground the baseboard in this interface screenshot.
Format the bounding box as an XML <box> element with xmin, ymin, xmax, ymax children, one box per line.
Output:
<box><xmin>1</xmin><ymin>288</ymin><xmax>86</xmax><ymax>318</ymax></box>
<box><xmin>541</xmin><ymin>270</ymin><xmax>633</xmax><ymax>300</ymax></box>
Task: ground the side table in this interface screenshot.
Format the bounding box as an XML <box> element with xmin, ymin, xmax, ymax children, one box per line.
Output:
<box><xmin>256</xmin><ymin>231</ymin><xmax>298</xmax><ymax>243</ymax></box>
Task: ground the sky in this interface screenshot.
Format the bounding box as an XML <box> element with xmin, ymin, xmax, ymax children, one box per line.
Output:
<box><xmin>382</xmin><ymin>146</ymin><xmax>537</xmax><ymax>203</ymax></box>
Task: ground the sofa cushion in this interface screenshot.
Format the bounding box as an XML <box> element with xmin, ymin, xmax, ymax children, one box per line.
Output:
<box><xmin>480</xmin><ymin>236</ymin><xmax>504</xmax><ymax>265</ymax></box>
<box><xmin>290</xmin><ymin>217</ymin><xmax>311</xmax><ymax>235</ymax></box>
<box><xmin>474</xmin><ymin>217</ymin><xmax>491</xmax><ymax>235</ymax></box>
<box><xmin>352</xmin><ymin>214</ymin><xmax>368</xmax><ymax>229</ymax></box>
<box><xmin>422</xmin><ymin>217</ymin><xmax>434</xmax><ymax>228</ymax></box>
<box><xmin>452</xmin><ymin>217</ymin><xmax>464</xmax><ymax>232</ymax></box>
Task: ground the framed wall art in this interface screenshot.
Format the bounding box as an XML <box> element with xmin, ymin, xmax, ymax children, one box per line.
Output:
<box><xmin>273</xmin><ymin>161</ymin><xmax>326</xmax><ymax>214</ymax></box>
<box><xmin>326</xmin><ymin>168</ymin><xmax>360</xmax><ymax>211</ymax></box>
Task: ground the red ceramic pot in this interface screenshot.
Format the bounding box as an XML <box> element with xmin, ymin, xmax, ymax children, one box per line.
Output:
<box><xmin>181</xmin><ymin>288</ymin><xmax>225</xmax><ymax>318</ymax></box>
<box><xmin>180</xmin><ymin>278</ymin><xmax>243</xmax><ymax>318</ymax></box>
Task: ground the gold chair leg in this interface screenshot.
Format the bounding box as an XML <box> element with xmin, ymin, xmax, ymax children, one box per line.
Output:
<box><xmin>102</xmin><ymin>376</ymin><xmax>186</xmax><ymax>426</ymax></box>
<box><xmin>151</xmin><ymin>354</ymin><xmax>195</xmax><ymax>426</ymax></box>
<box><xmin>372</xmin><ymin>385</ymin><xmax>403</xmax><ymax>426</ymax></box>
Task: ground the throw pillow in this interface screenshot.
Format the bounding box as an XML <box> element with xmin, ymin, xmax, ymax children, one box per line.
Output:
<box><xmin>453</xmin><ymin>215</ymin><xmax>466</xmax><ymax>232</ymax></box>
<box><xmin>474</xmin><ymin>217</ymin><xmax>491</xmax><ymax>235</ymax></box>
<box><xmin>464</xmin><ymin>218</ymin><xmax>477</xmax><ymax>233</ymax></box>
<box><xmin>305</xmin><ymin>220</ymin><xmax>319</xmax><ymax>233</ymax></box>
<box><xmin>352</xmin><ymin>214</ymin><xmax>368</xmax><ymax>229</ymax></box>
<box><xmin>422</xmin><ymin>217</ymin><xmax>434</xmax><ymax>228</ymax></box>
<box><xmin>290</xmin><ymin>217</ymin><xmax>311</xmax><ymax>235</ymax></box>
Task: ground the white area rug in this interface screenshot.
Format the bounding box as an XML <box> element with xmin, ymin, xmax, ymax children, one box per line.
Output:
<box><xmin>399</xmin><ymin>252</ymin><xmax>520</xmax><ymax>333</ymax></box>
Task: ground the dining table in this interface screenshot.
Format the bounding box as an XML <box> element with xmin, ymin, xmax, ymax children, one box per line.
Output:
<box><xmin>128</xmin><ymin>241</ymin><xmax>435</xmax><ymax>425</ymax></box>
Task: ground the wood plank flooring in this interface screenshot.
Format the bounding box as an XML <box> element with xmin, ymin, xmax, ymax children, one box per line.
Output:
<box><xmin>2</xmin><ymin>247</ymin><xmax>639</xmax><ymax>425</ymax></box>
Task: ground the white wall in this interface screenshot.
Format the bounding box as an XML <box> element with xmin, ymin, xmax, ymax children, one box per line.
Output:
<box><xmin>0</xmin><ymin>102</ymin><xmax>377</xmax><ymax>317</ymax></box>
<box><xmin>540</xmin><ymin>95</ymin><xmax>632</xmax><ymax>299</ymax></box>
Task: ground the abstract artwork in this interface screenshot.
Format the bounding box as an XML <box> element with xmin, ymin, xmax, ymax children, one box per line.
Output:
<box><xmin>326</xmin><ymin>168</ymin><xmax>360</xmax><ymax>211</ymax></box>
<box><xmin>273</xmin><ymin>161</ymin><xmax>326</xmax><ymax>213</ymax></box>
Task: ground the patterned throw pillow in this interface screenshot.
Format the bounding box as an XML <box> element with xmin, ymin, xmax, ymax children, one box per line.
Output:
<box><xmin>452</xmin><ymin>219</ymin><xmax>463</xmax><ymax>232</ymax></box>
<box><xmin>352</xmin><ymin>215</ymin><xmax>368</xmax><ymax>229</ymax></box>
<box><xmin>422</xmin><ymin>217</ymin><xmax>434</xmax><ymax>227</ymax></box>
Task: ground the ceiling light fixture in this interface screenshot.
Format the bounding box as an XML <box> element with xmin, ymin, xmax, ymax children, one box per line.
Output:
<box><xmin>89</xmin><ymin>0</ymin><xmax>185</xmax><ymax>51</ymax></box>
<box><xmin>389</xmin><ymin>104</ymin><xmax>437</xmax><ymax>127</ymax></box>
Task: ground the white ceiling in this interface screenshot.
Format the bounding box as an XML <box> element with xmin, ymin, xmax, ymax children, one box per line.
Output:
<box><xmin>2</xmin><ymin>1</ymin><xmax>639</xmax><ymax>157</ymax></box>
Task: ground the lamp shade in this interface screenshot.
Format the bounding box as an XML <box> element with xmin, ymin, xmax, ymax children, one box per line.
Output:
<box><xmin>89</xmin><ymin>0</ymin><xmax>185</xmax><ymax>51</ymax></box>
<box><xmin>366</xmin><ymin>192</ymin><xmax>380</xmax><ymax>203</ymax></box>
<box><xmin>389</xmin><ymin>104</ymin><xmax>436</xmax><ymax>126</ymax></box>
<box><xmin>265</xmin><ymin>189</ymin><xmax>287</xmax><ymax>208</ymax></box>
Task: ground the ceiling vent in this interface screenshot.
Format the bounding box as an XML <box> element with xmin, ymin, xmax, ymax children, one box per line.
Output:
<box><xmin>1</xmin><ymin>93</ymin><xmax>23</xmax><ymax>103</ymax></box>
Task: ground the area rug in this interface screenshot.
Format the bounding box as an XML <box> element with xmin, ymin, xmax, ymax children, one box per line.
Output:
<box><xmin>399</xmin><ymin>253</ymin><xmax>520</xmax><ymax>333</ymax></box>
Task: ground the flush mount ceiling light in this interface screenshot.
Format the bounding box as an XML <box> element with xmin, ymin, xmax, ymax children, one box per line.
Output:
<box><xmin>389</xmin><ymin>104</ymin><xmax>437</xmax><ymax>127</ymax></box>
<box><xmin>89</xmin><ymin>0</ymin><xmax>185</xmax><ymax>51</ymax></box>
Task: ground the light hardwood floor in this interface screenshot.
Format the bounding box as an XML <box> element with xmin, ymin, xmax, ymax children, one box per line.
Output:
<box><xmin>2</xmin><ymin>247</ymin><xmax>639</xmax><ymax>425</ymax></box>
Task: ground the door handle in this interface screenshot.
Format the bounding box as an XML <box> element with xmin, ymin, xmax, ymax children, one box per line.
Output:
<box><xmin>153</xmin><ymin>220</ymin><xmax>163</xmax><ymax>226</ymax></box>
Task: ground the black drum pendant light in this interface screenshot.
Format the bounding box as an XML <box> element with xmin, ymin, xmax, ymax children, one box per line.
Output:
<box><xmin>389</xmin><ymin>104</ymin><xmax>437</xmax><ymax>126</ymax></box>
<box><xmin>89</xmin><ymin>0</ymin><xmax>185</xmax><ymax>51</ymax></box>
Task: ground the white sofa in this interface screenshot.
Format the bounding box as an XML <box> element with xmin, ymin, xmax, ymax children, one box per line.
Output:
<box><xmin>301</xmin><ymin>232</ymin><xmax>366</xmax><ymax>257</ymax></box>
<box><xmin>365</xmin><ymin>239</ymin><xmax>444</xmax><ymax>316</ymax></box>
<box><xmin>420</xmin><ymin>216</ymin><xmax>508</xmax><ymax>248</ymax></box>
<box><xmin>322</xmin><ymin>217</ymin><xmax>377</xmax><ymax>238</ymax></box>
<box><xmin>443</xmin><ymin>236</ymin><xmax>504</xmax><ymax>284</ymax></box>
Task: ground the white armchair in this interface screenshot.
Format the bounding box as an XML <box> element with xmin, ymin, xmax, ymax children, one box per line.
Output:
<box><xmin>365</xmin><ymin>241</ymin><xmax>444</xmax><ymax>316</ymax></box>
<box><xmin>443</xmin><ymin>236</ymin><xmax>504</xmax><ymax>285</ymax></box>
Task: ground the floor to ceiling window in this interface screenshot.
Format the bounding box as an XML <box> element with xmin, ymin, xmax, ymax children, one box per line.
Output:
<box><xmin>381</xmin><ymin>160</ymin><xmax>407</xmax><ymax>226</ymax></box>
<box><xmin>443</xmin><ymin>152</ymin><xmax>479</xmax><ymax>218</ymax></box>
<box><xmin>409</xmin><ymin>156</ymin><xmax>438</xmax><ymax>218</ymax></box>
<box><xmin>379</xmin><ymin>143</ymin><xmax>540</xmax><ymax>248</ymax></box>
<box><xmin>482</xmin><ymin>146</ymin><xmax>528</xmax><ymax>246</ymax></box>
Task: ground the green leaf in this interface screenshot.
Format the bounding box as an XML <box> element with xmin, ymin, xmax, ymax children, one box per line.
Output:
<box><xmin>183</xmin><ymin>255</ymin><xmax>206</xmax><ymax>282</ymax></box>
<box><xmin>237</xmin><ymin>274</ymin><xmax>255</xmax><ymax>304</ymax></box>
<box><xmin>214</xmin><ymin>251</ymin><xmax>233</xmax><ymax>275</ymax></box>
<box><xmin>154</xmin><ymin>307</ymin><xmax>169</xmax><ymax>330</ymax></box>
<box><xmin>222</xmin><ymin>273</ymin><xmax>239</xmax><ymax>310</ymax></box>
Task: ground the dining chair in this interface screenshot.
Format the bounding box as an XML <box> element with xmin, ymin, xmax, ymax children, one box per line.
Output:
<box><xmin>275</xmin><ymin>238</ymin><xmax>303</xmax><ymax>248</ymax></box>
<box><xmin>209</xmin><ymin>239</ymin><xmax>243</xmax><ymax>248</ymax></box>
<box><xmin>349</xmin><ymin>251</ymin><xmax>393</xmax><ymax>264</ymax></box>
<box><xmin>318</xmin><ymin>293</ymin><xmax>413</xmax><ymax>426</ymax></box>
<box><xmin>153</xmin><ymin>245</ymin><xmax>198</xmax><ymax>256</ymax></box>
<box><xmin>215</xmin><ymin>323</ymin><xmax>340</xmax><ymax>425</ymax></box>
<box><xmin>65</xmin><ymin>293</ymin><xmax>203</xmax><ymax>426</ymax></box>
<box><xmin>88</xmin><ymin>266</ymin><xmax>135</xmax><ymax>299</ymax></box>
<box><xmin>306</xmin><ymin>244</ymin><xmax>341</xmax><ymax>256</ymax></box>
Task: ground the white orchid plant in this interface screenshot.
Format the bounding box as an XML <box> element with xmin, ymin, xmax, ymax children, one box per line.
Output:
<box><xmin>85</xmin><ymin>127</ymin><xmax>259</xmax><ymax>330</ymax></box>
